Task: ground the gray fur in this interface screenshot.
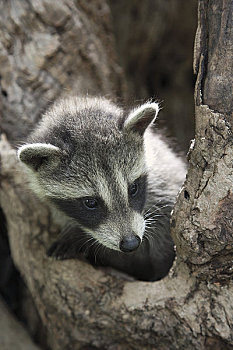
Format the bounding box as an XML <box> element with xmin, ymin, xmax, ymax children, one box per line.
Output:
<box><xmin>18</xmin><ymin>96</ymin><xmax>186</xmax><ymax>281</ymax></box>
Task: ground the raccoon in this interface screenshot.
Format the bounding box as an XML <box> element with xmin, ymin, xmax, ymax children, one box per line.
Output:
<box><xmin>17</xmin><ymin>97</ymin><xmax>186</xmax><ymax>281</ymax></box>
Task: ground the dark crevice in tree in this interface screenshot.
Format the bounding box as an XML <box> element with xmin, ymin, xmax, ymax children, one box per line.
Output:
<box><xmin>108</xmin><ymin>0</ymin><xmax>197</xmax><ymax>152</ymax></box>
<box><xmin>0</xmin><ymin>207</ymin><xmax>22</xmax><ymax>313</ymax></box>
<box><xmin>0</xmin><ymin>207</ymin><xmax>49</xmax><ymax>350</ymax></box>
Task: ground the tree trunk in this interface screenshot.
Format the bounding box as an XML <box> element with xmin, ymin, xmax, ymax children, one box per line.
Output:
<box><xmin>0</xmin><ymin>1</ymin><xmax>232</xmax><ymax>350</ymax></box>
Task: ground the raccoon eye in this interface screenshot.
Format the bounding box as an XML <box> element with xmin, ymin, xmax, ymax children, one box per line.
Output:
<box><xmin>128</xmin><ymin>181</ymin><xmax>138</xmax><ymax>197</ymax></box>
<box><xmin>83</xmin><ymin>198</ymin><xmax>98</xmax><ymax>209</ymax></box>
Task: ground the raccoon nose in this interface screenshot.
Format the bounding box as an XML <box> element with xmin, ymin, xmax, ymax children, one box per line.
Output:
<box><xmin>120</xmin><ymin>235</ymin><xmax>141</xmax><ymax>252</ymax></box>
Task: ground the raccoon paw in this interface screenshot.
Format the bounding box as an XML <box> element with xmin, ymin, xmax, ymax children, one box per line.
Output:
<box><xmin>46</xmin><ymin>230</ymin><xmax>89</xmax><ymax>260</ymax></box>
<box><xmin>47</xmin><ymin>239</ymin><xmax>71</xmax><ymax>260</ymax></box>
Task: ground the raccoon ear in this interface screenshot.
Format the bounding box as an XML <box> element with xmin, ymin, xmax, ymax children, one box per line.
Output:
<box><xmin>123</xmin><ymin>102</ymin><xmax>159</xmax><ymax>136</ymax></box>
<box><xmin>17</xmin><ymin>143</ymin><xmax>62</xmax><ymax>171</ymax></box>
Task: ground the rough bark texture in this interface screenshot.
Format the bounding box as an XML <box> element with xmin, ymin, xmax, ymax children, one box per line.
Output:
<box><xmin>0</xmin><ymin>0</ymin><xmax>125</xmax><ymax>142</ymax></box>
<box><xmin>172</xmin><ymin>0</ymin><xmax>233</xmax><ymax>281</ymax></box>
<box><xmin>0</xmin><ymin>1</ymin><xmax>232</xmax><ymax>350</ymax></box>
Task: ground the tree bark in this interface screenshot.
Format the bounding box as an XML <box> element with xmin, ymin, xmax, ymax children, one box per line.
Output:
<box><xmin>0</xmin><ymin>297</ymin><xmax>41</xmax><ymax>350</ymax></box>
<box><xmin>172</xmin><ymin>0</ymin><xmax>233</xmax><ymax>281</ymax></box>
<box><xmin>0</xmin><ymin>1</ymin><xmax>232</xmax><ymax>350</ymax></box>
<box><xmin>0</xmin><ymin>0</ymin><xmax>125</xmax><ymax>142</ymax></box>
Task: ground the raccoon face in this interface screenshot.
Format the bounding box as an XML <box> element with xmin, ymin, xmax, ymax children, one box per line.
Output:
<box><xmin>49</xmin><ymin>174</ymin><xmax>147</xmax><ymax>251</ymax></box>
<box><xmin>18</xmin><ymin>100</ymin><xmax>159</xmax><ymax>252</ymax></box>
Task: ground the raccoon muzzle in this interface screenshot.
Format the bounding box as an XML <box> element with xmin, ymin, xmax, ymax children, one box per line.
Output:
<box><xmin>119</xmin><ymin>234</ymin><xmax>141</xmax><ymax>252</ymax></box>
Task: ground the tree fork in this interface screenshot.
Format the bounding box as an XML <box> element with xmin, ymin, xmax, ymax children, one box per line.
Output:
<box><xmin>0</xmin><ymin>1</ymin><xmax>232</xmax><ymax>349</ymax></box>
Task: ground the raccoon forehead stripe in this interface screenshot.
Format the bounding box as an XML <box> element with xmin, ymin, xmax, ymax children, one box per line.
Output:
<box><xmin>95</xmin><ymin>174</ymin><xmax>113</xmax><ymax>208</ymax></box>
<box><xmin>128</xmin><ymin>157</ymin><xmax>147</xmax><ymax>183</ymax></box>
<box><xmin>128</xmin><ymin>167</ymin><xmax>147</xmax><ymax>184</ymax></box>
<box><xmin>114</xmin><ymin>170</ymin><xmax>128</xmax><ymax>199</ymax></box>
<box><xmin>128</xmin><ymin>152</ymin><xmax>146</xmax><ymax>182</ymax></box>
<box><xmin>113</xmin><ymin>164</ymin><xmax>146</xmax><ymax>200</ymax></box>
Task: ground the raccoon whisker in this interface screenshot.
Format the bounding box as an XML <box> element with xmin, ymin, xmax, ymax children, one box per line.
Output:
<box><xmin>143</xmin><ymin>200</ymin><xmax>164</xmax><ymax>215</ymax></box>
<box><xmin>145</xmin><ymin>220</ymin><xmax>160</xmax><ymax>227</ymax></box>
<box><xmin>145</xmin><ymin>216</ymin><xmax>162</xmax><ymax>223</ymax></box>
<box><xmin>145</xmin><ymin>214</ymin><xmax>163</xmax><ymax>219</ymax></box>
<box><xmin>79</xmin><ymin>236</ymin><xmax>96</xmax><ymax>253</ymax></box>
<box><xmin>145</xmin><ymin>216</ymin><xmax>164</xmax><ymax>224</ymax></box>
<box><xmin>59</xmin><ymin>221</ymin><xmax>80</xmax><ymax>237</ymax></box>
<box><xmin>144</xmin><ymin>227</ymin><xmax>158</xmax><ymax>236</ymax></box>
<box><xmin>150</xmin><ymin>208</ymin><xmax>170</xmax><ymax>217</ymax></box>
<box><xmin>144</xmin><ymin>204</ymin><xmax>171</xmax><ymax>219</ymax></box>
<box><xmin>97</xmin><ymin>243</ymin><xmax>104</xmax><ymax>260</ymax></box>
<box><xmin>96</xmin><ymin>244</ymin><xmax>108</xmax><ymax>264</ymax></box>
<box><xmin>83</xmin><ymin>241</ymin><xmax>93</xmax><ymax>257</ymax></box>
<box><xmin>157</xmin><ymin>204</ymin><xmax>171</xmax><ymax>211</ymax></box>
<box><xmin>143</xmin><ymin>230</ymin><xmax>149</xmax><ymax>237</ymax></box>
<box><xmin>144</xmin><ymin>223</ymin><xmax>159</xmax><ymax>230</ymax></box>
<box><xmin>84</xmin><ymin>237</ymin><xmax>97</xmax><ymax>253</ymax></box>
<box><xmin>144</xmin><ymin>211</ymin><xmax>169</xmax><ymax>222</ymax></box>
<box><xmin>92</xmin><ymin>243</ymin><xmax>98</xmax><ymax>264</ymax></box>
<box><xmin>145</xmin><ymin>218</ymin><xmax>169</xmax><ymax>232</ymax></box>
<box><xmin>146</xmin><ymin>211</ymin><xmax>167</xmax><ymax>217</ymax></box>
<box><xmin>60</xmin><ymin>222</ymin><xmax>77</xmax><ymax>234</ymax></box>
<box><xmin>93</xmin><ymin>242</ymin><xmax>103</xmax><ymax>264</ymax></box>
<box><xmin>142</xmin><ymin>234</ymin><xmax>149</xmax><ymax>243</ymax></box>
<box><xmin>143</xmin><ymin>201</ymin><xmax>166</xmax><ymax>213</ymax></box>
<box><xmin>144</xmin><ymin>216</ymin><xmax>167</xmax><ymax>226</ymax></box>
<box><xmin>143</xmin><ymin>230</ymin><xmax>157</xmax><ymax>245</ymax></box>
<box><xmin>144</xmin><ymin>211</ymin><xmax>163</xmax><ymax>220</ymax></box>
<box><xmin>143</xmin><ymin>233</ymin><xmax>157</xmax><ymax>246</ymax></box>
<box><xmin>63</xmin><ymin>232</ymin><xmax>88</xmax><ymax>246</ymax></box>
<box><xmin>144</xmin><ymin>210</ymin><xmax>160</xmax><ymax>219</ymax></box>
<box><xmin>144</xmin><ymin>222</ymin><xmax>159</xmax><ymax>228</ymax></box>
<box><xmin>149</xmin><ymin>203</ymin><xmax>171</xmax><ymax>212</ymax></box>
<box><xmin>102</xmin><ymin>245</ymin><xmax>109</xmax><ymax>260</ymax></box>
<box><xmin>144</xmin><ymin>222</ymin><xmax>162</xmax><ymax>234</ymax></box>
<box><xmin>143</xmin><ymin>230</ymin><xmax>154</xmax><ymax>240</ymax></box>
